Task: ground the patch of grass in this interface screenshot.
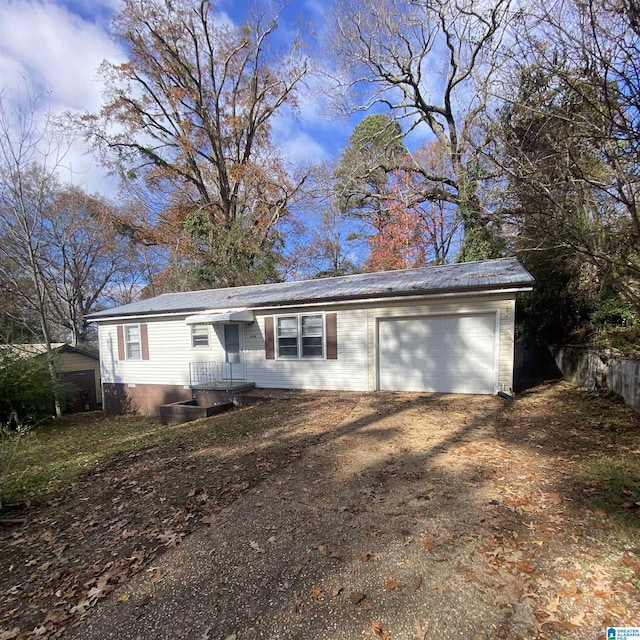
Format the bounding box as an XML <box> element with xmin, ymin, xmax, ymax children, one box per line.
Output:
<box><xmin>577</xmin><ymin>455</ymin><xmax>640</xmax><ymax>539</ymax></box>
<box><xmin>1</xmin><ymin>412</ymin><xmax>163</xmax><ymax>505</ymax></box>
<box><xmin>0</xmin><ymin>401</ymin><xmax>288</xmax><ymax>506</ymax></box>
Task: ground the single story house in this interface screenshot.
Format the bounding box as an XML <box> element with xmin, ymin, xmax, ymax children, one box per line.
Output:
<box><xmin>6</xmin><ymin>343</ymin><xmax>102</xmax><ymax>412</ymax></box>
<box><xmin>87</xmin><ymin>258</ymin><xmax>534</xmax><ymax>416</ymax></box>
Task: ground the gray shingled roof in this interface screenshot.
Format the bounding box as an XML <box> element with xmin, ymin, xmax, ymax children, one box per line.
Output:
<box><xmin>87</xmin><ymin>258</ymin><xmax>534</xmax><ymax>320</ymax></box>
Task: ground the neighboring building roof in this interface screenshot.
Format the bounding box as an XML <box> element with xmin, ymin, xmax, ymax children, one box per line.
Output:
<box><xmin>0</xmin><ymin>343</ymin><xmax>99</xmax><ymax>360</ymax></box>
<box><xmin>87</xmin><ymin>257</ymin><xmax>534</xmax><ymax>321</ymax></box>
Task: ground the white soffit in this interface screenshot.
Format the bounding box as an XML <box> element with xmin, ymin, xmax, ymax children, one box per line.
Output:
<box><xmin>185</xmin><ymin>308</ymin><xmax>255</xmax><ymax>324</ymax></box>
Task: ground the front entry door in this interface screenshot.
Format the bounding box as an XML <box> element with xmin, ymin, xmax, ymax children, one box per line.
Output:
<box><xmin>223</xmin><ymin>324</ymin><xmax>245</xmax><ymax>381</ymax></box>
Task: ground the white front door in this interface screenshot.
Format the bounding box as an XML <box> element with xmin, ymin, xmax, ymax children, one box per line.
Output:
<box><xmin>222</xmin><ymin>323</ymin><xmax>245</xmax><ymax>381</ymax></box>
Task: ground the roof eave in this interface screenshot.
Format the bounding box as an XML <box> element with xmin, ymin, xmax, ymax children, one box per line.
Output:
<box><xmin>87</xmin><ymin>282</ymin><xmax>534</xmax><ymax>323</ymax></box>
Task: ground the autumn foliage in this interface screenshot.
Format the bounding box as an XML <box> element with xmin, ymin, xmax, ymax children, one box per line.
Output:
<box><xmin>80</xmin><ymin>0</ymin><xmax>307</xmax><ymax>290</ymax></box>
<box><xmin>364</xmin><ymin>165</ymin><xmax>458</xmax><ymax>272</ymax></box>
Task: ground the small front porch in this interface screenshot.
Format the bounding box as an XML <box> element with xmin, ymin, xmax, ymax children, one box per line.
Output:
<box><xmin>159</xmin><ymin>362</ymin><xmax>257</xmax><ymax>425</ymax></box>
<box><xmin>188</xmin><ymin>360</ymin><xmax>256</xmax><ymax>408</ymax></box>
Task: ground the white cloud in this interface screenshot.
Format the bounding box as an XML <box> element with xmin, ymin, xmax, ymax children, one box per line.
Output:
<box><xmin>0</xmin><ymin>0</ymin><xmax>127</xmax><ymax>195</ymax></box>
<box><xmin>280</xmin><ymin>131</ymin><xmax>328</xmax><ymax>167</ymax></box>
<box><xmin>272</xmin><ymin>100</ymin><xmax>336</xmax><ymax>167</ymax></box>
<box><xmin>0</xmin><ymin>0</ymin><xmax>125</xmax><ymax>112</ymax></box>
<box><xmin>0</xmin><ymin>1</ymin><xmax>350</xmax><ymax>193</ymax></box>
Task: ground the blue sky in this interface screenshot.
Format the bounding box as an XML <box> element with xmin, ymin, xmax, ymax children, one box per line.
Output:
<box><xmin>0</xmin><ymin>0</ymin><xmax>356</xmax><ymax>196</ymax></box>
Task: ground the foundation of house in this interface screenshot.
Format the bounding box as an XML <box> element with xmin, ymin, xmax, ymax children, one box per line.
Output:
<box><xmin>103</xmin><ymin>381</ymin><xmax>258</xmax><ymax>418</ymax></box>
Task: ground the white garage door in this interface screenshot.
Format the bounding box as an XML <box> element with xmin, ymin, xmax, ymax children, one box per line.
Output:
<box><xmin>377</xmin><ymin>313</ymin><xmax>497</xmax><ymax>394</ymax></box>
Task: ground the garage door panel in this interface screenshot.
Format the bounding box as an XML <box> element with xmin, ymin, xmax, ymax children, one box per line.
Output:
<box><xmin>378</xmin><ymin>313</ymin><xmax>496</xmax><ymax>394</ymax></box>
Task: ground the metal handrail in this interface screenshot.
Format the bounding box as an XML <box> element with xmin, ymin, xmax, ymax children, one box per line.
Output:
<box><xmin>189</xmin><ymin>361</ymin><xmax>234</xmax><ymax>386</ymax></box>
<box><xmin>189</xmin><ymin>361</ymin><xmax>218</xmax><ymax>386</ymax></box>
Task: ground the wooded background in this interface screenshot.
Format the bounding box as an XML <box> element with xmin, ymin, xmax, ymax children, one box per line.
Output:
<box><xmin>1</xmin><ymin>0</ymin><xmax>637</xmax><ymax>357</ymax></box>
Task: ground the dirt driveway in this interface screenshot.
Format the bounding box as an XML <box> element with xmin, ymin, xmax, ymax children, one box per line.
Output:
<box><xmin>2</xmin><ymin>383</ymin><xmax>640</xmax><ymax>639</ymax></box>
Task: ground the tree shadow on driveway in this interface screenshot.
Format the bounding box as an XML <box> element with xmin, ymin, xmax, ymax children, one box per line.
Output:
<box><xmin>4</xmin><ymin>384</ymin><xmax>639</xmax><ymax>640</ymax></box>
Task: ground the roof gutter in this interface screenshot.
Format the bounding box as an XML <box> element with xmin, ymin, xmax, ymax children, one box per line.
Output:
<box><xmin>88</xmin><ymin>285</ymin><xmax>533</xmax><ymax>323</ymax></box>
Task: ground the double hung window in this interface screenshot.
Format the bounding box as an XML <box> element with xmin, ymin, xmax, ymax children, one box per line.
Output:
<box><xmin>191</xmin><ymin>324</ymin><xmax>210</xmax><ymax>348</ymax></box>
<box><xmin>276</xmin><ymin>314</ymin><xmax>324</xmax><ymax>358</ymax></box>
<box><xmin>124</xmin><ymin>324</ymin><xmax>141</xmax><ymax>360</ymax></box>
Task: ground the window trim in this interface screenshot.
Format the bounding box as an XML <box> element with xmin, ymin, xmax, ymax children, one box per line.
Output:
<box><xmin>190</xmin><ymin>323</ymin><xmax>210</xmax><ymax>349</ymax></box>
<box><xmin>275</xmin><ymin>313</ymin><xmax>326</xmax><ymax>360</ymax></box>
<box><xmin>124</xmin><ymin>323</ymin><xmax>142</xmax><ymax>360</ymax></box>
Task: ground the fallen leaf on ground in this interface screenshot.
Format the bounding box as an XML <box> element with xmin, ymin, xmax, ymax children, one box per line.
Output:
<box><xmin>371</xmin><ymin>620</ymin><xmax>391</xmax><ymax>639</ymax></box>
<box><xmin>516</xmin><ymin>560</ymin><xmax>535</xmax><ymax>574</ymax></box>
<box><xmin>622</xmin><ymin>555</ymin><xmax>640</xmax><ymax>572</ymax></box>
<box><xmin>0</xmin><ymin>628</ymin><xmax>20</xmax><ymax>640</ymax></box>
<box><xmin>434</xmin><ymin>583</ymin><xmax>447</xmax><ymax>594</ymax></box>
<box><xmin>309</xmin><ymin>586</ymin><xmax>324</xmax><ymax>601</ymax></box>
<box><xmin>413</xmin><ymin>617</ymin><xmax>425</xmax><ymax>639</ymax></box>
<box><xmin>360</xmin><ymin>551</ymin><xmax>376</xmax><ymax>561</ymax></box>
<box><xmin>331</xmin><ymin>585</ymin><xmax>343</xmax><ymax>597</ymax></box>
<box><xmin>385</xmin><ymin>575</ymin><xmax>405</xmax><ymax>591</ymax></box>
<box><xmin>149</xmin><ymin>567</ymin><xmax>163</xmax><ymax>584</ymax></box>
<box><xmin>610</xmin><ymin>604</ymin><xmax>628</xmax><ymax>616</ymax></box>
<box><xmin>420</xmin><ymin>539</ymin><xmax>436</xmax><ymax>551</ymax></box>
<box><xmin>413</xmin><ymin>576</ymin><xmax>422</xmax><ymax>591</ymax></box>
<box><xmin>117</xmin><ymin>594</ymin><xmax>130</xmax><ymax>602</ymax></box>
<box><xmin>349</xmin><ymin>591</ymin><xmax>366</xmax><ymax>604</ymax></box>
<box><xmin>249</xmin><ymin>540</ymin><xmax>265</xmax><ymax>553</ymax></box>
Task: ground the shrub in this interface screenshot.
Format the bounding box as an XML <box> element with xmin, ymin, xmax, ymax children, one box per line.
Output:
<box><xmin>0</xmin><ymin>346</ymin><xmax>63</xmax><ymax>429</ymax></box>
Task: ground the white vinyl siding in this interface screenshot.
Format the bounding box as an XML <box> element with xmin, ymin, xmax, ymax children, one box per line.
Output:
<box><xmin>97</xmin><ymin>293</ymin><xmax>516</xmax><ymax>395</ymax></box>
<box><xmin>100</xmin><ymin>318</ymin><xmax>225</xmax><ymax>387</ymax></box>
<box><xmin>245</xmin><ymin>308</ymin><xmax>368</xmax><ymax>391</ymax></box>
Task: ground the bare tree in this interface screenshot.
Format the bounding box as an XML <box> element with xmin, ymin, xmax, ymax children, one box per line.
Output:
<box><xmin>0</xmin><ymin>88</ymin><xmax>69</xmax><ymax>351</ymax></box>
<box><xmin>0</xmin><ymin>88</ymin><xmax>152</xmax><ymax>352</ymax></box>
<box><xmin>0</xmin><ymin>88</ymin><xmax>74</xmax><ymax>416</ymax></box>
<box><xmin>41</xmin><ymin>187</ymin><xmax>142</xmax><ymax>346</ymax></box>
<box><xmin>330</xmin><ymin>0</ymin><xmax>512</xmax><ymax>260</ymax></box>
<box><xmin>280</xmin><ymin>161</ymin><xmax>365</xmax><ymax>279</ymax></box>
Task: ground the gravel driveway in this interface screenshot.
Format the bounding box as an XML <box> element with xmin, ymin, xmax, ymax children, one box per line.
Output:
<box><xmin>65</xmin><ymin>385</ymin><xmax>640</xmax><ymax>640</ymax></box>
